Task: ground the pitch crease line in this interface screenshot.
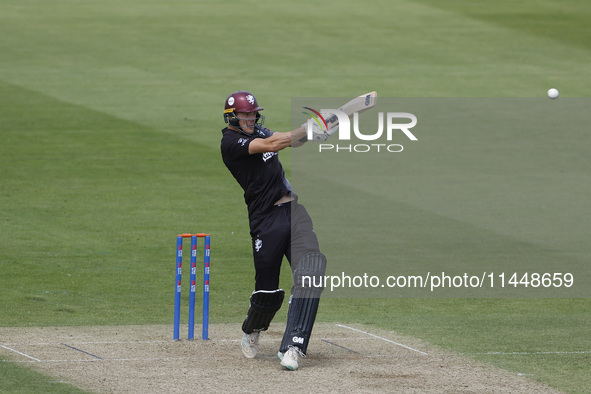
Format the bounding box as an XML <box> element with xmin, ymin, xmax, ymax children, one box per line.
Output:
<box><xmin>336</xmin><ymin>324</ymin><xmax>428</xmax><ymax>355</ymax></box>
<box><xmin>1</xmin><ymin>345</ymin><xmax>41</xmax><ymax>362</ymax></box>
<box><xmin>467</xmin><ymin>350</ymin><xmax>591</xmax><ymax>355</ymax></box>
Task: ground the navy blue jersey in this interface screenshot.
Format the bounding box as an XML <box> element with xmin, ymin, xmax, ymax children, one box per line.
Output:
<box><xmin>220</xmin><ymin>125</ymin><xmax>294</xmax><ymax>221</ymax></box>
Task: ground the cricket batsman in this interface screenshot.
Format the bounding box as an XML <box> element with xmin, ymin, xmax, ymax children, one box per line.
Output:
<box><xmin>220</xmin><ymin>90</ymin><xmax>326</xmax><ymax>370</ymax></box>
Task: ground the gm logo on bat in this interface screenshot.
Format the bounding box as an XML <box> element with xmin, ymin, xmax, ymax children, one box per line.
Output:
<box><xmin>304</xmin><ymin>109</ymin><xmax>418</xmax><ymax>153</ymax></box>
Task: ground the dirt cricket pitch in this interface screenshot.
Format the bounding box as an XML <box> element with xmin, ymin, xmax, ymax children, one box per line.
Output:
<box><xmin>1</xmin><ymin>323</ymin><xmax>559</xmax><ymax>393</ymax></box>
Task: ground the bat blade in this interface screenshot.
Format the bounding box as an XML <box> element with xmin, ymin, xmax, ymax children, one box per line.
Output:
<box><xmin>325</xmin><ymin>91</ymin><xmax>377</xmax><ymax>125</ymax></box>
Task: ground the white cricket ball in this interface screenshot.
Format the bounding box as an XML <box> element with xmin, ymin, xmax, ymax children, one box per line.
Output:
<box><xmin>547</xmin><ymin>88</ymin><xmax>559</xmax><ymax>99</ymax></box>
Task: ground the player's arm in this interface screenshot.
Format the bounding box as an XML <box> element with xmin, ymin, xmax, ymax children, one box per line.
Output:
<box><xmin>248</xmin><ymin>126</ymin><xmax>307</xmax><ymax>154</ymax></box>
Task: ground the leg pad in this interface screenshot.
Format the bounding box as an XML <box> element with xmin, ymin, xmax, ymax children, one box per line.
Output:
<box><xmin>280</xmin><ymin>252</ymin><xmax>327</xmax><ymax>354</ymax></box>
<box><xmin>293</xmin><ymin>252</ymin><xmax>327</xmax><ymax>298</ymax></box>
<box><xmin>242</xmin><ymin>289</ymin><xmax>285</xmax><ymax>334</ymax></box>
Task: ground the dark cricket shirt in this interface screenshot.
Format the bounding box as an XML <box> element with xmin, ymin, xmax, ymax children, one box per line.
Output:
<box><xmin>220</xmin><ymin>125</ymin><xmax>293</xmax><ymax>222</ymax></box>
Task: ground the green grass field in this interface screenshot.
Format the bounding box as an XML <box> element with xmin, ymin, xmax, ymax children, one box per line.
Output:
<box><xmin>1</xmin><ymin>0</ymin><xmax>590</xmax><ymax>392</ymax></box>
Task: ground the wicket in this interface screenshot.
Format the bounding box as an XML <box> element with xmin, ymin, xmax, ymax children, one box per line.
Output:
<box><xmin>173</xmin><ymin>233</ymin><xmax>210</xmax><ymax>341</ymax></box>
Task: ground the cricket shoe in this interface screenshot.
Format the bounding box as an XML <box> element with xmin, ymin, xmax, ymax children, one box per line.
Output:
<box><xmin>241</xmin><ymin>332</ymin><xmax>260</xmax><ymax>359</ymax></box>
<box><xmin>278</xmin><ymin>346</ymin><xmax>304</xmax><ymax>371</ymax></box>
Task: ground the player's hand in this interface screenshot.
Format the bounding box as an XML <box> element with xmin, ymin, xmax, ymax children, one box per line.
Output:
<box><xmin>301</xmin><ymin>122</ymin><xmax>338</xmax><ymax>141</ymax></box>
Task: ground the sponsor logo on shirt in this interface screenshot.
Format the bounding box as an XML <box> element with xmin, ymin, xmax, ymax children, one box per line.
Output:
<box><xmin>262</xmin><ymin>152</ymin><xmax>277</xmax><ymax>162</ymax></box>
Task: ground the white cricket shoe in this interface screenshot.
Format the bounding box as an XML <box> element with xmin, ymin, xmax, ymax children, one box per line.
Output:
<box><xmin>278</xmin><ymin>346</ymin><xmax>302</xmax><ymax>371</ymax></box>
<box><xmin>241</xmin><ymin>332</ymin><xmax>260</xmax><ymax>359</ymax></box>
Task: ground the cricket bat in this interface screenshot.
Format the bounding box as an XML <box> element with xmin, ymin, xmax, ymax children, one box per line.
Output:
<box><xmin>300</xmin><ymin>91</ymin><xmax>377</xmax><ymax>142</ymax></box>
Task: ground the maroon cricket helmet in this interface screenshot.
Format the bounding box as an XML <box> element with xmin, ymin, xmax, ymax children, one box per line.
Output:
<box><xmin>224</xmin><ymin>90</ymin><xmax>264</xmax><ymax>113</ymax></box>
<box><xmin>223</xmin><ymin>91</ymin><xmax>265</xmax><ymax>130</ymax></box>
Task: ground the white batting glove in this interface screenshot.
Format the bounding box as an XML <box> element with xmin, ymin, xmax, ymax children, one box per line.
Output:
<box><xmin>301</xmin><ymin>122</ymin><xmax>338</xmax><ymax>141</ymax></box>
